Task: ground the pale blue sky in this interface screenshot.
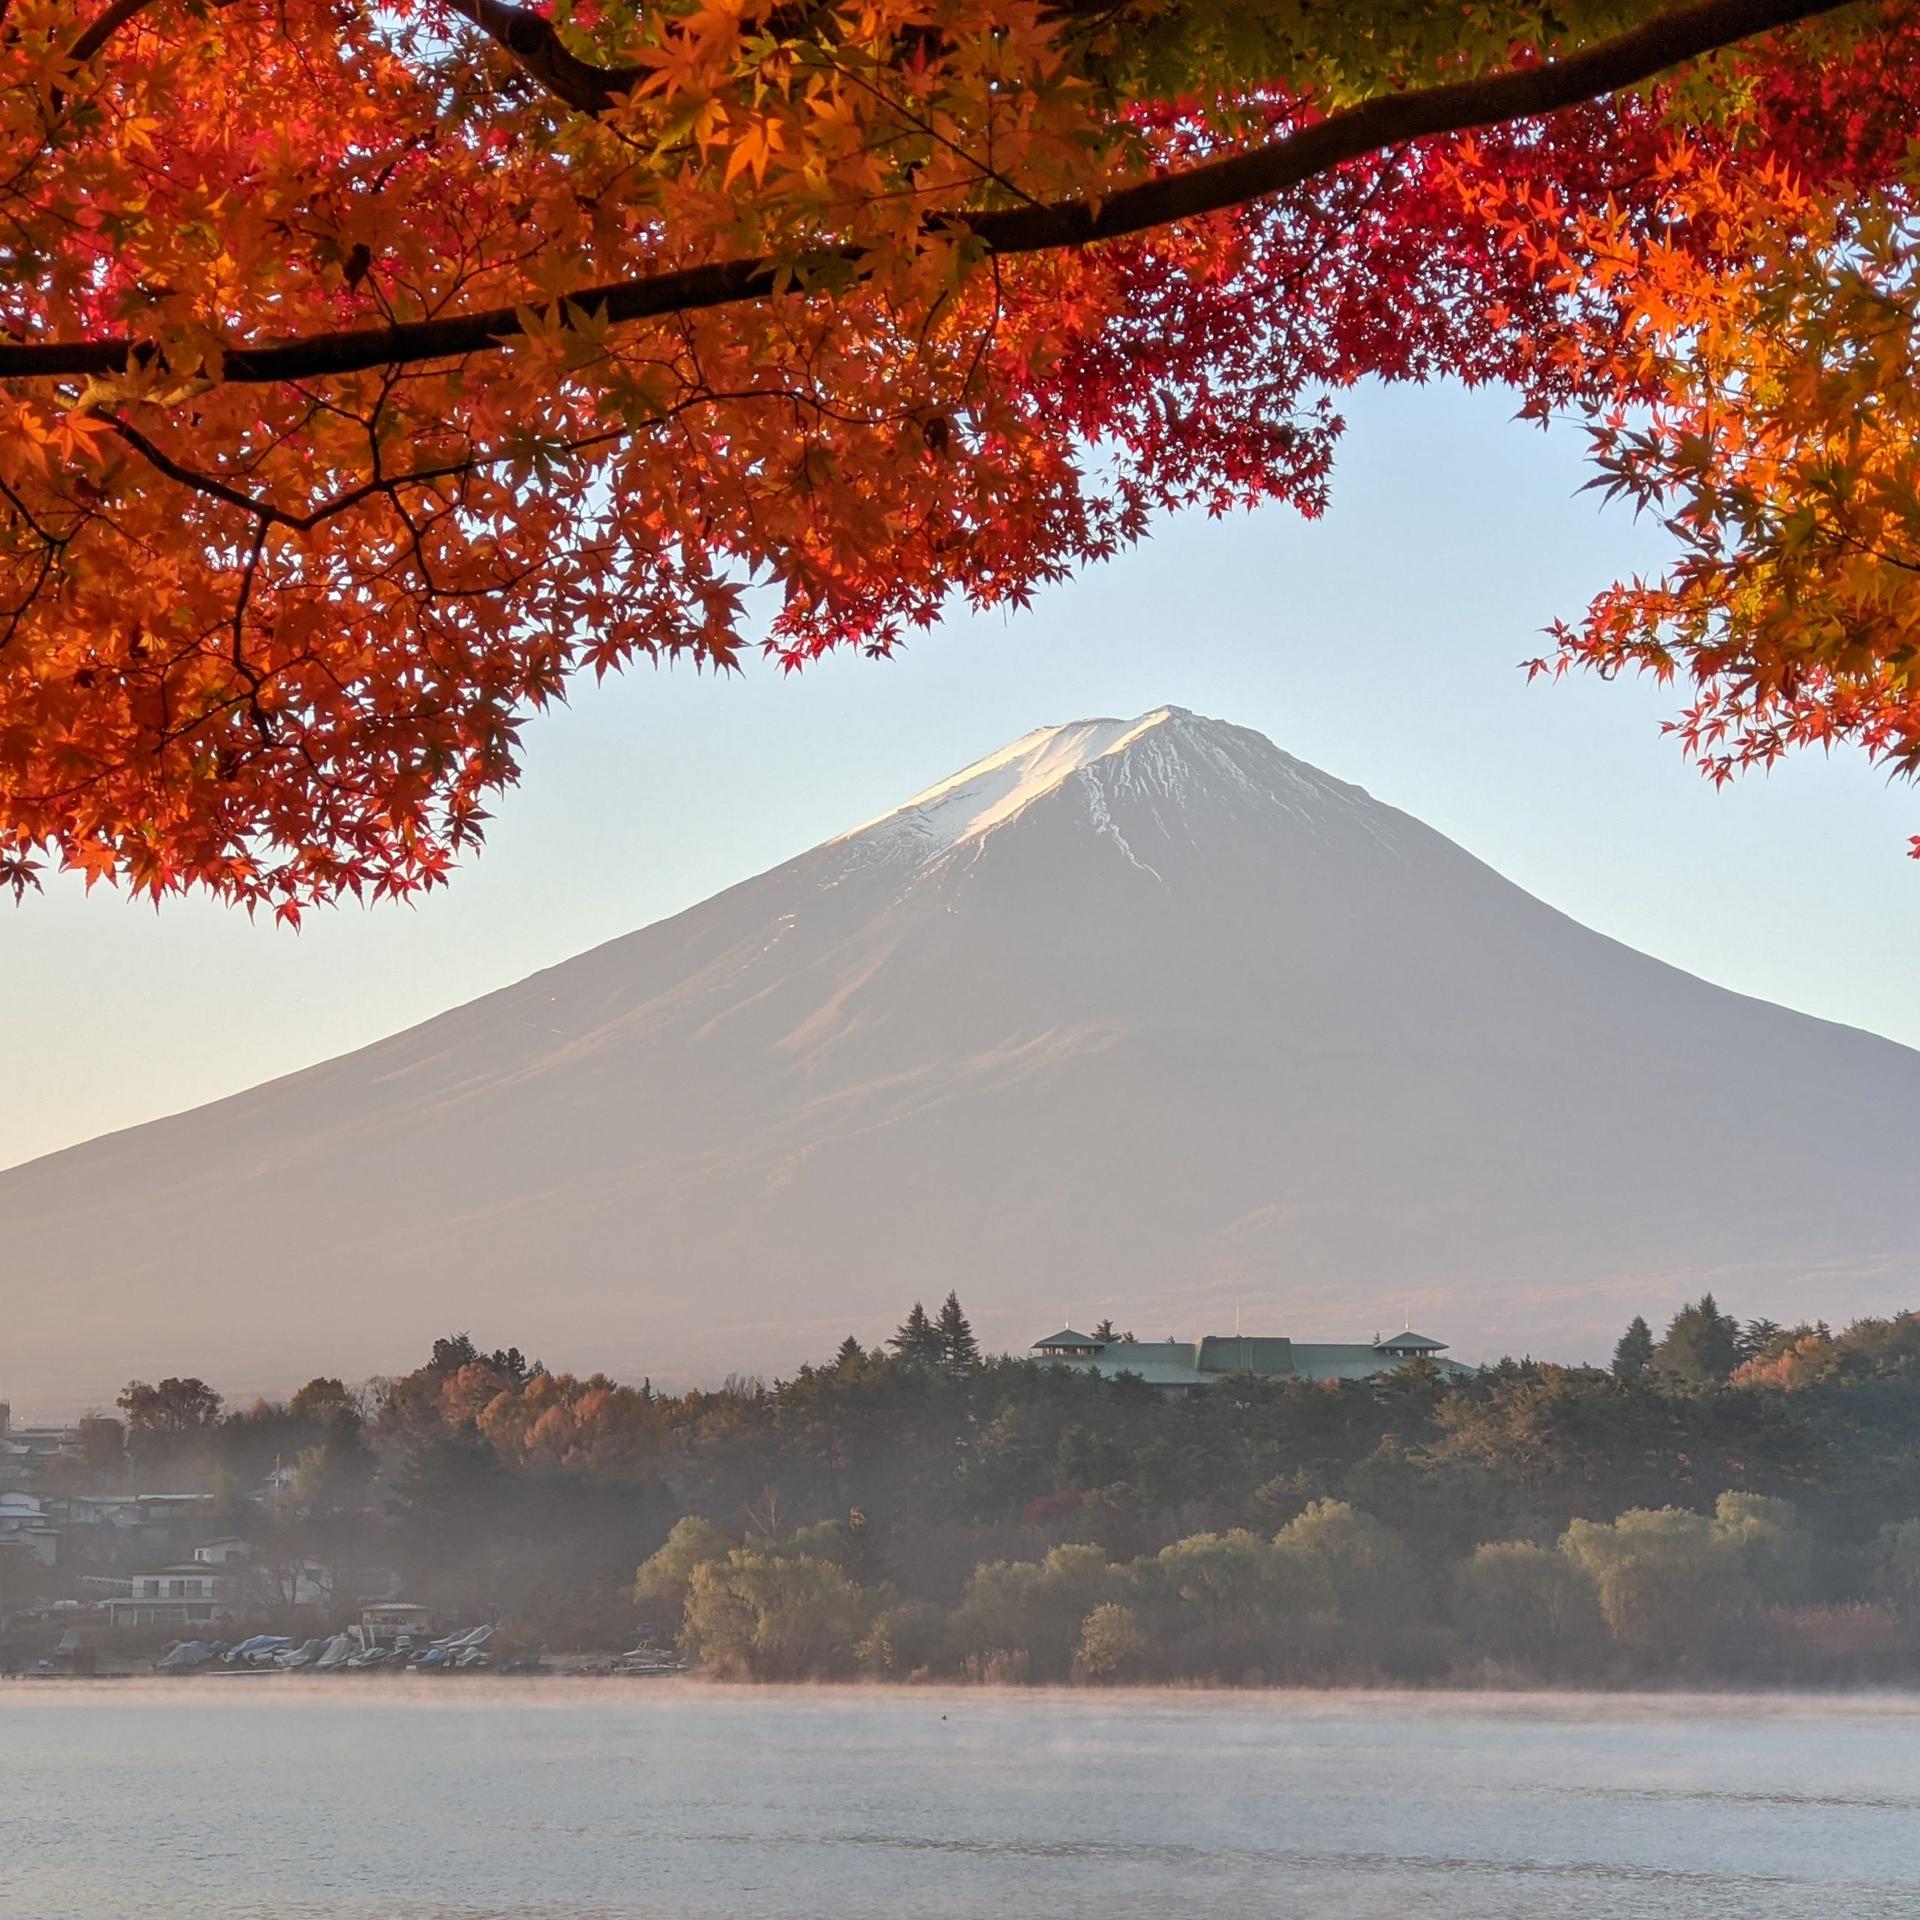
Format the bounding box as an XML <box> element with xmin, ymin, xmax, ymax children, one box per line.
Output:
<box><xmin>4</xmin><ymin>379</ymin><xmax>1915</xmax><ymax>1172</ymax></box>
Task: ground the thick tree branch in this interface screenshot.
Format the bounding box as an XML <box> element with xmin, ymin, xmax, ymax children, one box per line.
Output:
<box><xmin>435</xmin><ymin>0</ymin><xmax>1285</xmax><ymax>116</ymax></box>
<box><xmin>67</xmin><ymin>0</ymin><xmax>165</xmax><ymax>67</ymax></box>
<box><xmin>0</xmin><ymin>0</ymin><xmax>1860</xmax><ymax>387</ymax></box>
<box><xmin>435</xmin><ymin>0</ymin><xmax>643</xmax><ymax>113</ymax></box>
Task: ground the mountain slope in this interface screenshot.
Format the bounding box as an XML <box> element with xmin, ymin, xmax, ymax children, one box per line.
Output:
<box><xmin>6</xmin><ymin>706</ymin><xmax>1918</xmax><ymax>1411</ymax></box>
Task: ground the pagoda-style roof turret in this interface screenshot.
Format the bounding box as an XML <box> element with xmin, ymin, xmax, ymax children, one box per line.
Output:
<box><xmin>1033</xmin><ymin>1328</ymin><xmax>1104</xmax><ymax>1355</ymax></box>
<box><xmin>1374</xmin><ymin>1329</ymin><xmax>1448</xmax><ymax>1354</ymax></box>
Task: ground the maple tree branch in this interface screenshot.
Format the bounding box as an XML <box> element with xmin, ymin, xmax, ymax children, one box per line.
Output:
<box><xmin>0</xmin><ymin>473</ymin><xmax>74</xmax><ymax>549</ymax></box>
<box><xmin>0</xmin><ymin>0</ymin><xmax>1859</xmax><ymax>386</ymax></box>
<box><xmin>67</xmin><ymin>0</ymin><xmax>165</xmax><ymax>66</ymax></box>
<box><xmin>433</xmin><ymin>0</ymin><xmax>1219</xmax><ymax>117</ymax></box>
<box><xmin>106</xmin><ymin>414</ymin><xmax>295</xmax><ymax>525</ymax></box>
<box><xmin>433</xmin><ymin>0</ymin><xmax>644</xmax><ymax>113</ymax></box>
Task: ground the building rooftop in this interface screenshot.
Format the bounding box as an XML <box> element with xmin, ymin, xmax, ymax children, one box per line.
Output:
<box><xmin>1030</xmin><ymin>1325</ymin><xmax>1474</xmax><ymax>1388</ymax></box>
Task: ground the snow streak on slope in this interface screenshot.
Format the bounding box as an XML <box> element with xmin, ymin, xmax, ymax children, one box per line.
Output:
<box><xmin>835</xmin><ymin>711</ymin><xmax>1175</xmax><ymax>859</ymax></box>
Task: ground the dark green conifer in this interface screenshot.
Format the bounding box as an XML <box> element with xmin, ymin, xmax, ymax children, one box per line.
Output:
<box><xmin>937</xmin><ymin>1291</ymin><xmax>980</xmax><ymax>1368</ymax></box>
<box><xmin>1655</xmin><ymin>1293</ymin><xmax>1743</xmax><ymax>1383</ymax></box>
<box><xmin>888</xmin><ymin>1301</ymin><xmax>942</xmax><ymax>1364</ymax></box>
<box><xmin>1611</xmin><ymin>1315</ymin><xmax>1655</xmax><ymax>1381</ymax></box>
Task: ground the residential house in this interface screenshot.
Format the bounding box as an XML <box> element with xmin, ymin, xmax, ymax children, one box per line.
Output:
<box><xmin>100</xmin><ymin>1558</ymin><xmax>243</xmax><ymax>1630</ymax></box>
<box><xmin>0</xmin><ymin>1490</ymin><xmax>61</xmax><ymax>1567</ymax></box>
<box><xmin>52</xmin><ymin>1493</ymin><xmax>218</xmax><ymax>1562</ymax></box>
<box><xmin>190</xmin><ymin>1536</ymin><xmax>253</xmax><ymax>1566</ymax></box>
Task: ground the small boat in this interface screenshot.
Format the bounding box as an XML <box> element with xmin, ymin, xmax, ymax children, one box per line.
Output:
<box><xmin>224</xmin><ymin>1635</ymin><xmax>297</xmax><ymax>1667</ymax></box>
<box><xmin>613</xmin><ymin>1636</ymin><xmax>685</xmax><ymax>1676</ymax></box>
<box><xmin>155</xmin><ymin>1639</ymin><xmax>220</xmax><ymax>1674</ymax></box>
<box><xmin>311</xmin><ymin>1633</ymin><xmax>354</xmax><ymax>1671</ymax></box>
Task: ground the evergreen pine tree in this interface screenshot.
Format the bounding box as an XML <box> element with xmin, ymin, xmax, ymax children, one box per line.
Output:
<box><xmin>834</xmin><ymin>1335</ymin><xmax>864</xmax><ymax>1367</ymax></box>
<box><xmin>936</xmin><ymin>1291</ymin><xmax>980</xmax><ymax>1368</ymax></box>
<box><xmin>888</xmin><ymin>1302</ymin><xmax>942</xmax><ymax>1364</ymax></box>
<box><xmin>1612</xmin><ymin>1316</ymin><xmax>1655</xmax><ymax>1382</ymax></box>
<box><xmin>1655</xmin><ymin>1293</ymin><xmax>1743</xmax><ymax>1383</ymax></box>
<box><xmin>428</xmin><ymin>1331</ymin><xmax>480</xmax><ymax>1375</ymax></box>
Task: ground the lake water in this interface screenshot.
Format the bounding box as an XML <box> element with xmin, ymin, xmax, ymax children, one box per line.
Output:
<box><xmin>5</xmin><ymin>1684</ymin><xmax>1919</xmax><ymax>1919</ymax></box>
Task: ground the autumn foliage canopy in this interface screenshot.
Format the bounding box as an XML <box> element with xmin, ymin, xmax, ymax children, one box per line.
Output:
<box><xmin>3</xmin><ymin>0</ymin><xmax>1919</xmax><ymax>911</ymax></box>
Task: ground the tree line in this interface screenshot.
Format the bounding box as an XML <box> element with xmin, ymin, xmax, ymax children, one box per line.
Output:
<box><xmin>638</xmin><ymin>1488</ymin><xmax>1920</xmax><ymax>1686</ymax></box>
<box><xmin>34</xmin><ymin>1292</ymin><xmax>1920</xmax><ymax>1684</ymax></box>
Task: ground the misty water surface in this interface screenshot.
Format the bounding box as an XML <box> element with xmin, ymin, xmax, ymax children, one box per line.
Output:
<box><xmin>6</xmin><ymin>1684</ymin><xmax>1918</xmax><ymax>1919</ymax></box>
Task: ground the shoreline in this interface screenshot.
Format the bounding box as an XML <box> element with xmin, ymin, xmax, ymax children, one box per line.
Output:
<box><xmin>15</xmin><ymin>1669</ymin><xmax>1920</xmax><ymax>1709</ymax></box>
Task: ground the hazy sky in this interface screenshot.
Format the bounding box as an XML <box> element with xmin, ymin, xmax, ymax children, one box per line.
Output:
<box><xmin>5</xmin><ymin>379</ymin><xmax>1916</xmax><ymax>1172</ymax></box>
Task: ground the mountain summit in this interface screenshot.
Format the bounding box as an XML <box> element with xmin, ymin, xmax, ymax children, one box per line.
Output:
<box><xmin>7</xmin><ymin>708</ymin><xmax>1919</xmax><ymax>1410</ymax></box>
<box><xmin>830</xmin><ymin>705</ymin><xmax>1399</xmax><ymax>872</ymax></box>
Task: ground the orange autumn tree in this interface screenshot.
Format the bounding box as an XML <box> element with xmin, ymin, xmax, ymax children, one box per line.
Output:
<box><xmin>1</xmin><ymin>0</ymin><xmax>1916</xmax><ymax>913</ymax></box>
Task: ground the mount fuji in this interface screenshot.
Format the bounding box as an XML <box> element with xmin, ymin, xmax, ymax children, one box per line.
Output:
<box><xmin>7</xmin><ymin>706</ymin><xmax>1920</xmax><ymax>1411</ymax></box>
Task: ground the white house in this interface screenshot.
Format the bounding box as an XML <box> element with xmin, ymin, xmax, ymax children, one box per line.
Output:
<box><xmin>104</xmin><ymin>1562</ymin><xmax>243</xmax><ymax>1629</ymax></box>
<box><xmin>190</xmin><ymin>1536</ymin><xmax>253</xmax><ymax>1566</ymax></box>
<box><xmin>92</xmin><ymin>1536</ymin><xmax>337</xmax><ymax>1624</ymax></box>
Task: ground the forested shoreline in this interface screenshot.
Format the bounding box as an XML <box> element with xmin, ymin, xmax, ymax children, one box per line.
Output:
<box><xmin>16</xmin><ymin>1295</ymin><xmax>1920</xmax><ymax>1688</ymax></box>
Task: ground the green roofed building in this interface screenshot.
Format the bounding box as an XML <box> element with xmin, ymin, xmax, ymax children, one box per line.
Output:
<box><xmin>1031</xmin><ymin>1325</ymin><xmax>1475</xmax><ymax>1389</ymax></box>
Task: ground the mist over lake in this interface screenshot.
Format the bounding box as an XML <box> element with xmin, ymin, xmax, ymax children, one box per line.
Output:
<box><xmin>9</xmin><ymin>1685</ymin><xmax>1919</xmax><ymax>1920</ymax></box>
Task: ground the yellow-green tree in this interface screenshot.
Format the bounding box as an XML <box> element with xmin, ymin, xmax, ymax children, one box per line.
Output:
<box><xmin>1454</xmin><ymin>1542</ymin><xmax>1607</xmax><ymax>1670</ymax></box>
<box><xmin>1560</xmin><ymin>1508</ymin><xmax>1753</xmax><ymax>1658</ymax></box>
<box><xmin>1074</xmin><ymin>1602</ymin><xmax>1149</xmax><ymax>1684</ymax></box>
<box><xmin>679</xmin><ymin>1549</ymin><xmax>871</xmax><ymax>1679</ymax></box>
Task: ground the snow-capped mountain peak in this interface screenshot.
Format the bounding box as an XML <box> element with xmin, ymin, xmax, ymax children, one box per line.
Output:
<box><xmin>831</xmin><ymin>704</ymin><xmax>1406</xmax><ymax>875</ymax></box>
<box><xmin>836</xmin><ymin>706</ymin><xmax>1195</xmax><ymax>860</ymax></box>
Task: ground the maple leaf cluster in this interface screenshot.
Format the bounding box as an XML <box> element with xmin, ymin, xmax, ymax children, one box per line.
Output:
<box><xmin>1537</xmin><ymin>21</ymin><xmax>1920</xmax><ymax>839</ymax></box>
<box><xmin>0</xmin><ymin>0</ymin><xmax>1913</xmax><ymax>911</ymax></box>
